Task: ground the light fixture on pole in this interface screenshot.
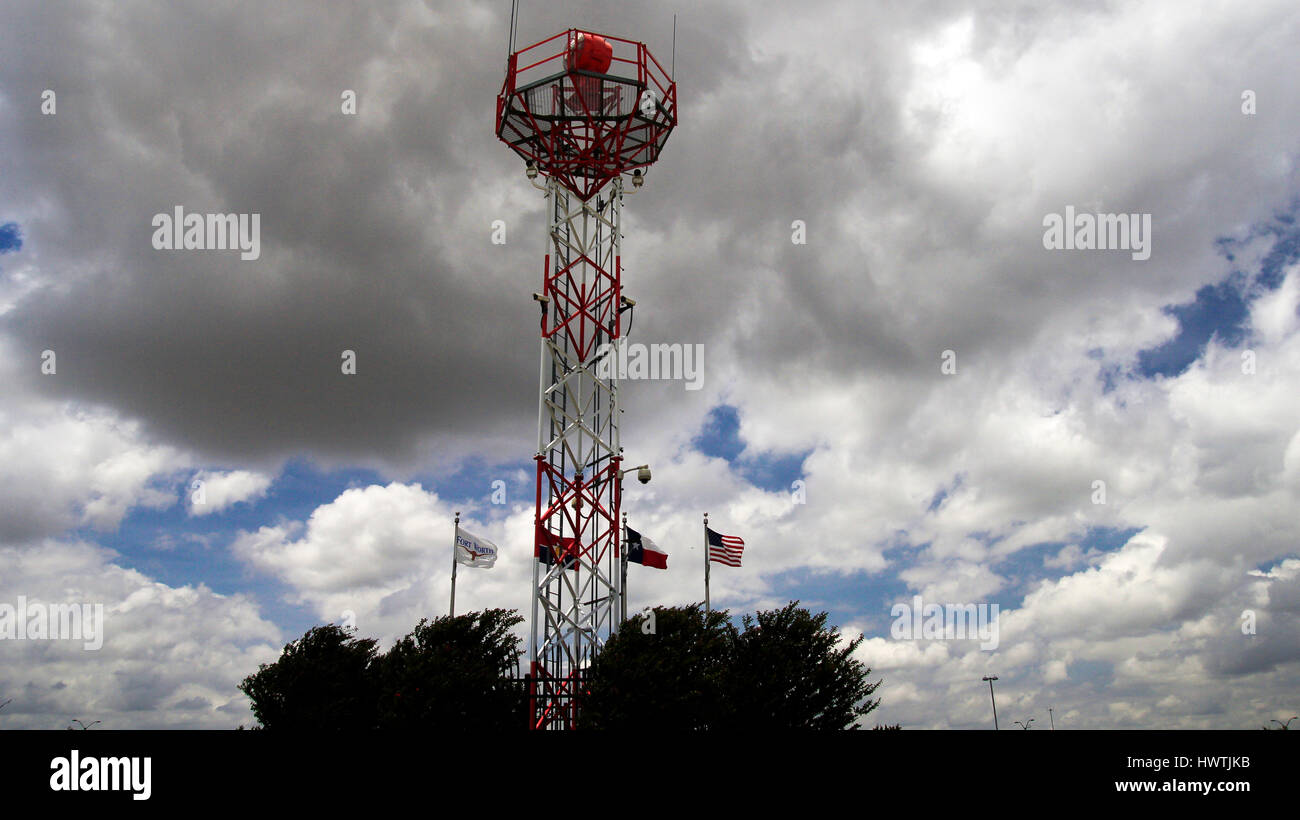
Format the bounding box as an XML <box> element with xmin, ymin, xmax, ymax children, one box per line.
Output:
<box><xmin>982</xmin><ymin>675</ymin><xmax>999</xmax><ymax>730</ymax></box>
<box><xmin>619</xmin><ymin>464</ymin><xmax>651</xmax><ymax>484</ymax></box>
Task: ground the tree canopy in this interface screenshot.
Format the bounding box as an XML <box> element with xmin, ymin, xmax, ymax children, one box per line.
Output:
<box><xmin>239</xmin><ymin>603</ymin><xmax>881</xmax><ymax>730</ymax></box>
<box><xmin>728</xmin><ymin>602</ymin><xmax>881</xmax><ymax>729</ymax></box>
<box><xmin>580</xmin><ymin>601</ymin><xmax>881</xmax><ymax>730</ymax></box>
<box><xmin>375</xmin><ymin>608</ymin><xmax>525</xmax><ymax>730</ymax></box>
<box><xmin>577</xmin><ymin>603</ymin><xmax>736</xmax><ymax>730</ymax></box>
<box><xmin>238</xmin><ymin>623</ymin><xmax>380</xmax><ymax>730</ymax></box>
<box><xmin>239</xmin><ymin>609</ymin><xmax>525</xmax><ymax>730</ymax></box>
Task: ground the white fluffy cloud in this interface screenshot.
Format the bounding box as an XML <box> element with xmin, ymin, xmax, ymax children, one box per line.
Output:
<box><xmin>0</xmin><ymin>366</ymin><xmax>186</xmax><ymax>543</ymax></box>
<box><xmin>0</xmin><ymin>540</ymin><xmax>281</xmax><ymax>729</ymax></box>
<box><xmin>188</xmin><ymin>469</ymin><xmax>272</xmax><ymax>516</ymax></box>
<box><xmin>232</xmin><ymin>482</ymin><xmax>538</xmax><ymax>644</ymax></box>
<box><xmin>828</xmin><ymin>262</ymin><xmax>1300</xmax><ymax>726</ymax></box>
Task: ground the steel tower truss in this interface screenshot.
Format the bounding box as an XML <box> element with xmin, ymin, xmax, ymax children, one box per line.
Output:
<box><xmin>497</xmin><ymin>28</ymin><xmax>676</xmax><ymax>730</ymax></box>
<box><xmin>529</xmin><ymin>176</ymin><xmax>625</xmax><ymax>730</ymax></box>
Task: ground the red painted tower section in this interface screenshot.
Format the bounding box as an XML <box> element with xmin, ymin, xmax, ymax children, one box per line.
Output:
<box><xmin>496</xmin><ymin>29</ymin><xmax>677</xmax><ymax>729</ymax></box>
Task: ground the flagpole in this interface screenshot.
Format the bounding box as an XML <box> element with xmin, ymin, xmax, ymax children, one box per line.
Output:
<box><xmin>450</xmin><ymin>511</ymin><xmax>460</xmax><ymax>617</ymax></box>
<box><xmin>704</xmin><ymin>512</ymin><xmax>710</xmax><ymax>612</ymax></box>
<box><xmin>621</xmin><ymin>511</ymin><xmax>628</xmax><ymax>625</ymax></box>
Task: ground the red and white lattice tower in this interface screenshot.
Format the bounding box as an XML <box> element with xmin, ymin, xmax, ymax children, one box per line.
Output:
<box><xmin>496</xmin><ymin>28</ymin><xmax>677</xmax><ymax>729</ymax></box>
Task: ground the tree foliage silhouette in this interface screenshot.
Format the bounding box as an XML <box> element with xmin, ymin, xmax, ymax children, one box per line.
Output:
<box><xmin>580</xmin><ymin>601</ymin><xmax>881</xmax><ymax>730</ymax></box>
<box><xmin>578</xmin><ymin>604</ymin><xmax>736</xmax><ymax>730</ymax></box>
<box><xmin>376</xmin><ymin>609</ymin><xmax>525</xmax><ymax>730</ymax></box>
<box><xmin>241</xmin><ymin>604</ymin><xmax>881</xmax><ymax>730</ymax></box>
<box><xmin>239</xmin><ymin>610</ymin><xmax>526</xmax><ymax>730</ymax></box>
<box><xmin>239</xmin><ymin>624</ymin><xmax>380</xmax><ymax>730</ymax></box>
<box><xmin>728</xmin><ymin>601</ymin><xmax>881</xmax><ymax>729</ymax></box>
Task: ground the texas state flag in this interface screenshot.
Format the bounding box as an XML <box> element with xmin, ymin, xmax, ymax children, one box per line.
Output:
<box><xmin>626</xmin><ymin>526</ymin><xmax>668</xmax><ymax>569</ymax></box>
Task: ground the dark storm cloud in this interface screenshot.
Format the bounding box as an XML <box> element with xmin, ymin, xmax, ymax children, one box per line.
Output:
<box><xmin>2</xmin><ymin>0</ymin><xmax>1298</xmax><ymax>481</ymax></box>
<box><xmin>0</xmin><ymin>0</ymin><xmax>989</xmax><ymax>474</ymax></box>
<box><xmin>0</xmin><ymin>0</ymin><xmax>748</xmax><ymax>471</ymax></box>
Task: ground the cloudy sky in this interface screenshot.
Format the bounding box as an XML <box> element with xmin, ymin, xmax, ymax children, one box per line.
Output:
<box><xmin>2</xmin><ymin>0</ymin><xmax>1298</xmax><ymax>729</ymax></box>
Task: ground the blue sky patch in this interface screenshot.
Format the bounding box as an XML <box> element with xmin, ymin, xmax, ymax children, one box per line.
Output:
<box><xmin>992</xmin><ymin>525</ymin><xmax>1142</xmax><ymax>607</ymax></box>
<box><xmin>75</xmin><ymin>459</ymin><xmax>391</xmax><ymax>640</ymax></box>
<box><xmin>0</xmin><ymin>222</ymin><xmax>21</xmax><ymax>254</ymax></box>
<box><xmin>691</xmin><ymin>404</ymin><xmax>809</xmax><ymax>492</ymax></box>
<box><xmin>763</xmin><ymin>566</ymin><xmax>913</xmax><ymax>640</ymax></box>
<box><xmin>417</xmin><ymin>455</ymin><xmax>532</xmax><ymax>523</ymax></box>
<box><xmin>1137</xmin><ymin>272</ymin><xmax>1251</xmax><ymax>378</ymax></box>
<box><xmin>1138</xmin><ymin>205</ymin><xmax>1300</xmax><ymax>380</ymax></box>
<box><xmin>927</xmin><ymin>473</ymin><xmax>965</xmax><ymax>512</ymax></box>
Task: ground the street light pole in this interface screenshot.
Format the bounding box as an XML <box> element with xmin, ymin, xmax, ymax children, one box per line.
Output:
<box><xmin>982</xmin><ymin>675</ymin><xmax>999</xmax><ymax>730</ymax></box>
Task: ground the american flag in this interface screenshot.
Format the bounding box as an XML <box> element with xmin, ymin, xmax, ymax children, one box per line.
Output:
<box><xmin>706</xmin><ymin>527</ymin><xmax>745</xmax><ymax>567</ymax></box>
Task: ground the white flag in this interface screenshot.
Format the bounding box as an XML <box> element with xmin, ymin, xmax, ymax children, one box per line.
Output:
<box><xmin>455</xmin><ymin>529</ymin><xmax>498</xmax><ymax>568</ymax></box>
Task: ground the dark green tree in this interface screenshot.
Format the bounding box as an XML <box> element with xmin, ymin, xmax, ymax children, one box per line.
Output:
<box><xmin>578</xmin><ymin>604</ymin><xmax>737</xmax><ymax>730</ymax></box>
<box><xmin>580</xmin><ymin>601</ymin><xmax>882</xmax><ymax>730</ymax></box>
<box><xmin>238</xmin><ymin>623</ymin><xmax>380</xmax><ymax>730</ymax></box>
<box><xmin>726</xmin><ymin>601</ymin><xmax>881</xmax><ymax>729</ymax></box>
<box><xmin>375</xmin><ymin>609</ymin><xmax>526</xmax><ymax>730</ymax></box>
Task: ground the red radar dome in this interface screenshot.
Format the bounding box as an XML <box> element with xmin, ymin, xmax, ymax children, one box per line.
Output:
<box><xmin>498</xmin><ymin>27</ymin><xmax>677</xmax><ymax>198</ymax></box>
<box><xmin>566</xmin><ymin>31</ymin><xmax>612</xmax><ymax>73</ymax></box>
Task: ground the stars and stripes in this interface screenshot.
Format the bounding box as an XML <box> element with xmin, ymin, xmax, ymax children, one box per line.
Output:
<box><xmin>706</xmin><ymin>527</ymin><xmax>744</xmax><ymax>567</ymax></box>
